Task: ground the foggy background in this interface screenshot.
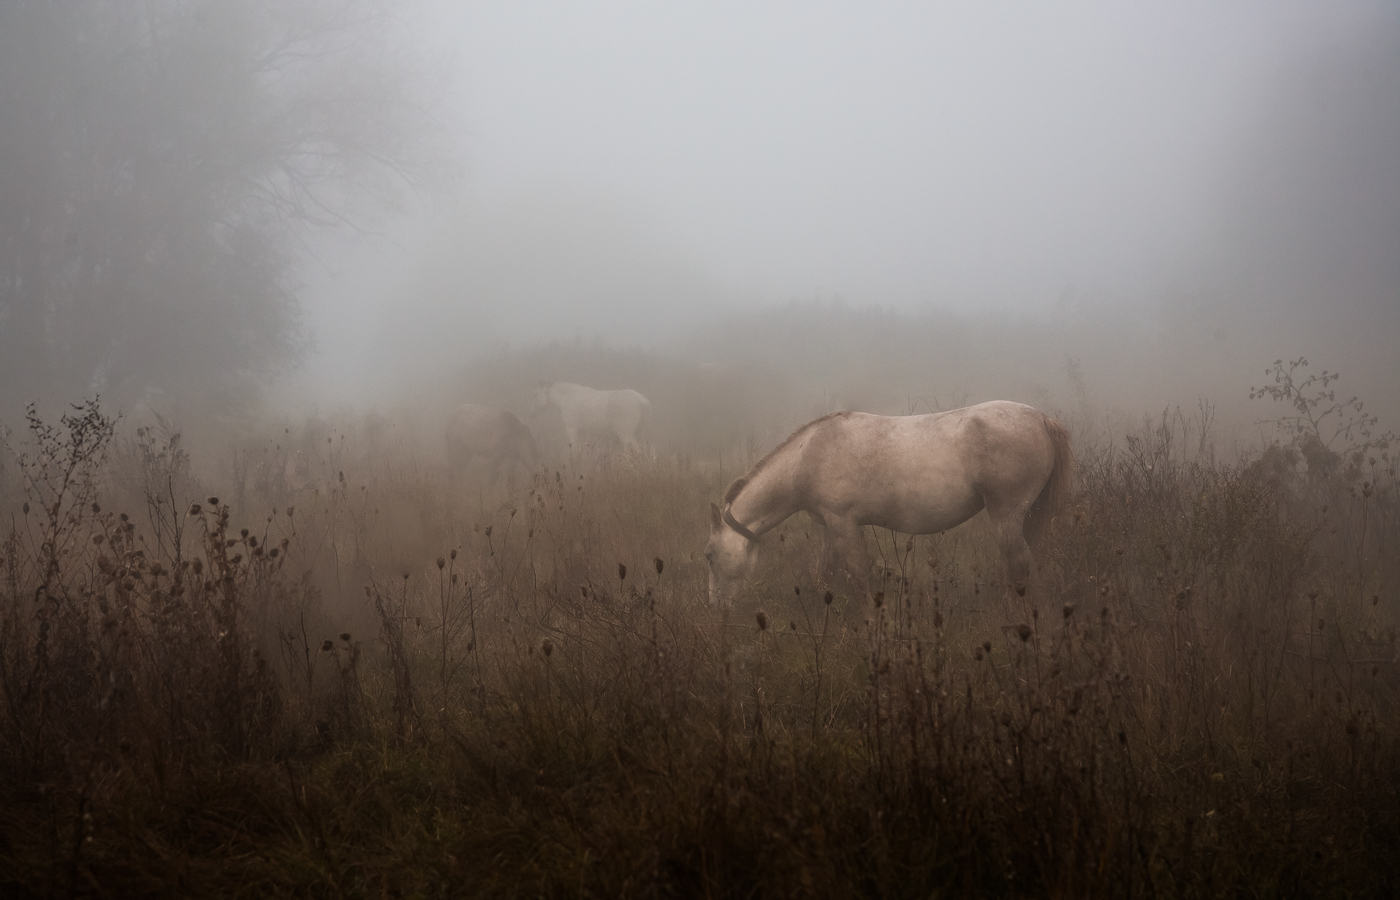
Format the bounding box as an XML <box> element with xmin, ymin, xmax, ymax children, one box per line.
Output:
<box><xmin>3</xmin><ymin>1</ymin><xmax>1397</xmax><ymax>452</ymax></box>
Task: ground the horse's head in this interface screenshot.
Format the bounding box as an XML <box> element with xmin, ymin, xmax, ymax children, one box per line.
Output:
<box><xmin>705</xmin><ymin>502</ymin><xmax>758</xmax><ymax>607</ymax></box>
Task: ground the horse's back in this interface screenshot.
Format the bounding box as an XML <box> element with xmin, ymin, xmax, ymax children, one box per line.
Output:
<box><xmin>609</xmin><ymin>388</ymin><xmax>650</xmax><ymax>418</ymax></box>
<box><xmin>809</xmin><ymin>402</ymin><xmax>1047</xmax><ymax>464</ymax></box>
<box><xmin>799</xmin><ymin>402</ymin><xmax>1059</xmax><ymax>530</ymax></box>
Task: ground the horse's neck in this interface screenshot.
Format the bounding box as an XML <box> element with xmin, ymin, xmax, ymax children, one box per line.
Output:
<box><xmin>553</xmin><ymin>383</ymin><xmax>594</xmax><ymax>405</ymax></box>
<box><xmin>730</xmin><ymin>451</ymin><xmax>804</xmax><ymax>536</ymax></box>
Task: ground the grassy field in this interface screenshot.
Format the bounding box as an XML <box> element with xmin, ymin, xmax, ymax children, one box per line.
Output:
<box><xmin>1</xmin><ymin>396</ymin><xmax>1397</xmax><ymax>898</ymax></box>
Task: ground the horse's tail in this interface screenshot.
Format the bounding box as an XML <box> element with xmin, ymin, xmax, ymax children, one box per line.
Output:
<box><xmin>1025</xmin><ymin>414</ymin><xmax>1075</xmax><ymax>547</ymax></box>
<box><xmin>633</xmin><ymin>392</ymin><xmax>654</xmax><ymax>452</ymax></box>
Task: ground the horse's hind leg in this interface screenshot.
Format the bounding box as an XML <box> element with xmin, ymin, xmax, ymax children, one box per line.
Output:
<box><xmin>987</xmin><ymin>504</ymin><xmax>1033</xmax><ymax>608</ymax></box>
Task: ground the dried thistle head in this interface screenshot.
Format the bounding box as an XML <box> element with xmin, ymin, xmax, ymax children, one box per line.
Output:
<box><xmin>756</xmin><ymin>610</ymin><xmax>768</xmax><ymax>631</ymax></box>
<box><xmin>824</xmin><ymin>591</ymin><xmax>834</xmax><ymax>606</ymax></box>
<box><xmin>654</xmin><ymin>557</ymin><xmax>664</xmax><ymax>576</ymax></box>
<box><xmin>542</xmin><ymin>638</ymin><xmax>554</xmax><ymax>657</ymax></box>
<box><xmin>1016</xmin><ymin>624</ymin><xmax>1032</xmax><ymax>642</ymax></box>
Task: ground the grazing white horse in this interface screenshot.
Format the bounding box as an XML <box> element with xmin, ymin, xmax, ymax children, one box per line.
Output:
<box><xmin>446</xmin><ymin>403</ymin><xmax>539</xmax><ymax>484</ymax></box>
<box><xmin>705</xmin><ymin>401</ymin><xmax>1074</xmax><ymax>609</ymax></box>
<box><xmin>534</xmin><ymin>382</ymin><xmax>651</xmax><ymax>450</ymax></box>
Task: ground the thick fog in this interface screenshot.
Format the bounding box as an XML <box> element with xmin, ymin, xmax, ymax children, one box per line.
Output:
<box><xmin>2</xmin><ymin>1</ymin><xmax>1397</xmax><ymax>445</ymax></box>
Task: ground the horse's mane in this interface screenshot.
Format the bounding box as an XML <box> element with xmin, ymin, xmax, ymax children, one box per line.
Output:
<box><xmin>722</xmin><ymin>411</ymin><xmax>849</xmax><ymax>505</ymax></box>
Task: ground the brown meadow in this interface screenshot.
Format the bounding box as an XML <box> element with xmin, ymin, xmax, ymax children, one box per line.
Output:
<box><xmin>1</xmin><ymin>391</ymin><xmax>1396</xmax><ymax>898</ymax></box>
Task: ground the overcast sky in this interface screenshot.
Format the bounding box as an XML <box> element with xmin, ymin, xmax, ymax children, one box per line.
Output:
<box><xmin>297</xmin><ymin>1</ymin><xmax>1398</xmax><ymax>402</ymax></box>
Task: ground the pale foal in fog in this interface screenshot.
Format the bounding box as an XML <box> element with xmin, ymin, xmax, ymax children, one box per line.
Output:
<box><xmin>445</xmin><ymin>403</ymin><xmax>539</xmax><ymax>485</ymax></box>
<box><xmin>534</xmin><ymin>381</ymin><xmax>651</xmax><ymax>450</ymax></box>
<box><xmin>705</xmin><ymin>401</ymin><xmax>1074</xmax><ymax>611</ymax></box>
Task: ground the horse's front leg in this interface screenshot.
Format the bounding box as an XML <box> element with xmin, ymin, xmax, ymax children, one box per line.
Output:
<box><xmin>820</xmin><ymin>518</ymin><xmax>873</xmax><ymax>624</ymax></box>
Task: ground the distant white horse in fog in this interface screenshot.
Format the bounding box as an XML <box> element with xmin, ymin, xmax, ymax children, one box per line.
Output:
<box><xmin>446</xmin><ymin>403</ymin><xmax>539</xmax><ymax>484</ymax></box>
<box><xmin>534</xmin><ymin>382</ymin><xmax>651</xmax><ymax>450</ymax></box>
<box><xmin>705</xmin><ymin>401</ymin><xmax>1074</xmax><ymax>610</ymax></box>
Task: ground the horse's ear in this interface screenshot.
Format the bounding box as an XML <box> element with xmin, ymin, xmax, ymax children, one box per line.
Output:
<box><xmin>709</xmin><ymin>503</ymin><xmax>723</xmax><ymax>532</ymax></box>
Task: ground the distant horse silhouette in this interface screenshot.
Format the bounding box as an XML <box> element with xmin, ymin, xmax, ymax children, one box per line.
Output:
<box><xmin>705</xmin><ymin>401</ymin><xmax>1073</xmax><ymax>609</ymax></box>
<box><xmin>534</xmin><ymin>382</ymin><xmax>651</xmax><ymax>450</ymax></box>
<box><xmin>446</xmin><ymin>403</ymin><xmax>539</xmax><ymax>484</ymax></box>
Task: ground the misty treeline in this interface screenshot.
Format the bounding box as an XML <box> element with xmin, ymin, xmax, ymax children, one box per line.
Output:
<box><xmin>429</xmin><ymin>302</ymin><xmax>1395</xmax><ymax>468</ymax></box>
<box><xmin>0</xmin><ymin>0</ymin><xmax>436</xmax><ymax>418</ymax></box>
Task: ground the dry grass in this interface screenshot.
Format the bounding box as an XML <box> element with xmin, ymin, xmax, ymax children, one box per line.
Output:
<box><xmin>1</xmin><ymin>397</ymin><xmax>1397</xmax><ymax>898</ymax></box>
